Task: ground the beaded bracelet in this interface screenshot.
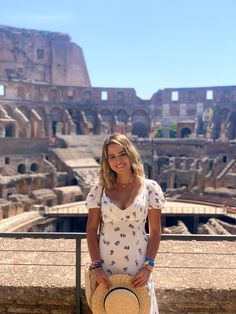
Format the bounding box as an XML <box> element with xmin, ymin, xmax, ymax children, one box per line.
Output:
<box><xmin>92</xmin><ymin>259</ymin><xmax>104</xmax><ymax>265</ymax></box>
<box><xmin>90</xmin><ymin>259</ymin><xmax>104</xmax><ymax>270</ymax></box>
<box><xmin>91</xmin><ymin>264</ymin><xmax>103</xmax><ymax>270</ymax></box>
<box><xmin>142</xmin><ymin>264</ymin><xmax>153</xmax><ymax>272</ymax></box>
<box><xmin>144</xmin><ymin>257</ymin><xmax>155</xmax><ymax>267</ymax></box>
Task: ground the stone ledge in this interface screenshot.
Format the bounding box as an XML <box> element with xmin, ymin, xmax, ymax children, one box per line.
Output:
<box><xmin>0</xmin><ymin>238</ymin><xmax>235</xmax><ymax>313</ymax></box>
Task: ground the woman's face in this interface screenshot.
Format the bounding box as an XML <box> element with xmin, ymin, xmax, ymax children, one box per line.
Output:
<box><xmin>107</xmin><ymin>143</ymin><xmax>132</xmax><ymax>175</ymax></box>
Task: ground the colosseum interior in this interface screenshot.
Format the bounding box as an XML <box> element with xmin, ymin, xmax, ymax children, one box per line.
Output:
<box><xmin>0</xmin><ymin>24</ymin><xmax>236</xmax><ymax>235</ymax></box>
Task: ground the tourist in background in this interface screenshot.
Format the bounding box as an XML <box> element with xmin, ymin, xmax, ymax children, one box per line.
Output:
<box><xmin>86</xmin><ymin>133</ymin><xmax>165</xmax><ymax>313</ymax></box>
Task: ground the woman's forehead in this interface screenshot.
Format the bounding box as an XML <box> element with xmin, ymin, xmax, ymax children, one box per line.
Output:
<box><xmin>107</xmin><ymin>143</ymin><xmax>125</xmax><ymax>154</ymax></box>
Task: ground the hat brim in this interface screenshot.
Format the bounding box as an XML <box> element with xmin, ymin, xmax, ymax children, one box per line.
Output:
<box><xmin>92</xmin><ymin>274</ymin><xmax>151</xmax><ymax>314</ymax></box>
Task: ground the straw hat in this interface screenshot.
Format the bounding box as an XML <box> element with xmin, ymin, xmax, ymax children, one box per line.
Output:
<box><xmin>91</xmin><ymin>274</ymin><xmax>151</xmax><ymax>314</ymax></box>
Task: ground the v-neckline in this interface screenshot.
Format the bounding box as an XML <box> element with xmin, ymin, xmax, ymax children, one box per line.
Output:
<box><xmin>104</xmin><ymin>179</ymin><xmax>146</xmax><ymax>211</ymax></box>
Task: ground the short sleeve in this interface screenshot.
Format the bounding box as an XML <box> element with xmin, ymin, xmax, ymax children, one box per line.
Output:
<box><xmin>85</xmin><ymin>184</ymin><xmax>103</xmax><ymax>209</ymax></box>
<box><xmin>147</xmin><ymin>180</ymin><xmax>165</xmax><ymax>210</ymax></box>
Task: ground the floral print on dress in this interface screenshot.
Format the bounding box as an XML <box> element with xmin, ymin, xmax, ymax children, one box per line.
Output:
<box><xmin>86</xmin><ymin>179</ymin><xmax>165</xmax><ymax>314</ymax></box>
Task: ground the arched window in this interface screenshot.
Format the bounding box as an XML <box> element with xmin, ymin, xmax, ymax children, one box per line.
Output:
<box><xmin>18</xmin><ymin>164</ymin><xmax>26</xmax><ymax>174</ymax></box>
<box><xmin>30</xmin><ymin>163</ymin><xmax>39</xmax><ymax>172</ymax></box>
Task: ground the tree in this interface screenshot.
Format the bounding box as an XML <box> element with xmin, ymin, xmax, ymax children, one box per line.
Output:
<box><xmin>169</xmin><ymin>123</ymin><xmax>177</xmax><ymax>138</ymax></box>
<box><xmin>155</xmin><ymin>128</ymin><xmax>163</xmax><ymax>138</ymax></box>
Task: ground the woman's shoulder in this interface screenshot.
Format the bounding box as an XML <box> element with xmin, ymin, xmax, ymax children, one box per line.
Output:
<box><xmin>145</xmin><ymin>178</ymin><xmax>161</xmax><ymax>188</ymax></box>
<box><xmin>85</xmin><ymin>182</ymin><xmax>104</xmax><ymax>209</ymax></box>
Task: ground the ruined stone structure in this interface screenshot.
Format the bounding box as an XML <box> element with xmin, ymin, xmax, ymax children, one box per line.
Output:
<box><xmin>0</xmin><ymin>25</ymin><xmax>236</xmax><ymax>232</ymax></box>
<box><xmin>1</xmin><ymin>25</ymin><xmax>236</xmax><ymax>141</ymax></box>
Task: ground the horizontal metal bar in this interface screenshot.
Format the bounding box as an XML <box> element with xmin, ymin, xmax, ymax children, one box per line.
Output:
<box><xmin>0</xmin><ymin>232</ymin><xmax>87</xmax><ymax>239</ymax></box>
<box><xmin>0</xmin><ymin>232</ymin><xmax>236</xmax><ymax>241</ymax></box>
<box><xmin>161</xmin><ymin>234</ymin><xmax>236</xmax><ymax>241</ymax></box>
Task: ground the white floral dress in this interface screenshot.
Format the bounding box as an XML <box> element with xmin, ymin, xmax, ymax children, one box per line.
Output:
<box><xmin>86</xmin><ymin>179</ymin><xmax>165</xmax><ymax>314</ymax></box>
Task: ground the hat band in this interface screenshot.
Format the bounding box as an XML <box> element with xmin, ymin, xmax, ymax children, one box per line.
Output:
<box><xmin>103</xmin><ymin>287</ymin><xmax>140</xmax><ymax>308</ymax></box>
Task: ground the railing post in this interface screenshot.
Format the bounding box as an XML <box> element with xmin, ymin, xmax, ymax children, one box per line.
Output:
<box><xmin>76</xmin><ymin>238</ymin><xmax>81</xmax><ymax>314</ymax></box>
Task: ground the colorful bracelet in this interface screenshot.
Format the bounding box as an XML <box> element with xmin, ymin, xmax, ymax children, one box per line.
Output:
<box><xmin>91</xmin><ymin>264</ymin><xmax>103</xmax><ymax>270</ymax></box>
<box><xmin>92</xmin><ymin>259</ymin><xmax>104</xmax><ymax>264</ymax></box>
<box><xmin>142</xmin><ymin>264</ymin><xmax>153</xmax><ymax>272</ymax></box>
<box><xmin>144</xmin><ymin>257</ymin><xmax>155</xmax><ymax>267</ymax></box>
<box><xmin>90</xmin><ymin>259</ymin><xmax>104</xmax><ymax>270</ymax></box>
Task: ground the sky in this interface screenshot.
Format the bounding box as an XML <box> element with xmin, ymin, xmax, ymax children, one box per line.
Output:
<box><xmin>1</xmin><ymin>0</ymin><xmax>236</xmax><ymax>99</ymax></box>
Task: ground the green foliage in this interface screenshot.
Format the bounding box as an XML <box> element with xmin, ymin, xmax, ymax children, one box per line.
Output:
<box><xmin>169</xmin><ymin>123</ymin><xmax>177</xmax><ymax>138</ymax></box>
<box><xmin>155</xmin><ymin>128</ymin><xmax>163</xmax><ymax>138</ymax></box>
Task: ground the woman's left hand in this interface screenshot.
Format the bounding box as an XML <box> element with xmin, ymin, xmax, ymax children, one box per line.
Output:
<box><xmin>131</xmin><ymin>268</ymin><xmax>151</xmax><ymax>288</ymax></box>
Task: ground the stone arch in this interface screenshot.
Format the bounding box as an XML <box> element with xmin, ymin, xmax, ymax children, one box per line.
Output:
<box><xmin>98</xmin><ymin>109</ymin><xmax>113</xmax><ymax>134</ymax></box>
<box><xmin>212</xmin><ymin>107</ymin><xmax>231</xmax><ymax>140</ymax></box>
<box><xmin>68</xmin><ymin>108</ymin><xmax>81</xmax><ymax>134</ymax></box>
<box><xmin>226</xmin><ymin>111</ymin><xmax>236</xmax><ymax>140</ymax></box>
<box><xmin>50</xmin><ymin>107</ymin><xmax>63</xmax><ymax>136</ymax></box>
<box><xmin>132</xmin><ymin>122</ymin><xmax>149</xmax><ymax>138</ymax></box>
<box><xmin>180</xmin><ymin>127</ymin><xmax>191</xmax><ymax>138</ymax></box>
<box><xmin>2</xmin><ymin>105</ymin><xmax>12</xmax><ymax>116</ymax></box>
<box><xmin>5</xmin><ymin>123</ymin><xmax>16</xmax><ymax>137</ymax></box>
<box><xmin>17</xmin><ymin>163</ymin><xmax>26</xmax><ymax>174</ymax></box>
<box><xmin>33</xmin><ymin>107</ymin><xmax>47</xmax><ymax>136</ymax></box>
<box><xmin>131</xmin><ymin>110</ymin><xmax>149</xmax><ymax>137</ymax></box>
<box><xmin>115</xmin><ymin>109</ymin><xmax>129</xmax><ymax>124</ymax></box>
<box><xmin>18</xmin><ymin>106</ymin><xmax>30</xmax><ymax>118</ymax></box>
<box><xmin>30</xmin><ymin>163</ymin><xmax>39</xmax><ymax>172</ymax></box>
<box><xmin>84</xmin><ymin>108</ymin><xmax>97</xmax><ymax>127</ymax></box>
<box><xmin>99</xmin><ymin>109</ymin><xmax>113</xmax><ymax>123</ymax></box>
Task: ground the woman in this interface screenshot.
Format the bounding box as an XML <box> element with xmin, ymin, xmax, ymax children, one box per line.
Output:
<box><xmin>86</xmin><ymin>133</ymin><xmax>165</xmax><ymax>314</ymax></box>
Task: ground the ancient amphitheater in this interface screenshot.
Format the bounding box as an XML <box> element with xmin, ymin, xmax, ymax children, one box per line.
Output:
<box><xmin>0</xmin><ymin>25</ymin><xmax>236</xmax><ymax>313</ymax></box>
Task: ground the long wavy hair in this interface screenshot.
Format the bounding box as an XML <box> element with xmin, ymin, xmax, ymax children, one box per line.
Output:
<box><xmin>99</xmin><ymin>133</ymin><xmax>145</xmax><ymax>189</ymax></box>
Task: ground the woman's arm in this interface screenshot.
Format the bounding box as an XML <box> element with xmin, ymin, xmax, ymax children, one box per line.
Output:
<box><xmin>146</xmin><ymin>208</ymin><xmax>162</xmax><ymax>259</ymax></box>
<box><xmin>86</xmin><ymin>208</ymin><xmax>111</xmax><ymax>288</ymax></box>
<box><xmin>86</xmin><ymin>207</ymin><xmax>101</xmax><ymax>261</ymax></box>
<box><xmin>132</xmin><ymin>208</ymin><xmax>161</xmax><ymax>288</ymax></box>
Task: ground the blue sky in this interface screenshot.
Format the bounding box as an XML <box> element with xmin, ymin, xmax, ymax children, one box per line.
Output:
<box><xmin>1</xmin><ymin>0</ymin><xmax>236</xmax><ymax>99</ymax></box>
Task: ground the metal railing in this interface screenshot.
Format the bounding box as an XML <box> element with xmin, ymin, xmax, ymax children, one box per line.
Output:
<box><xmin>1</xmin><ymin>232</ymin><xmax>236</xmax><ymax>314</ymax></box>
<box><xmin>42</xmin><ymin>201</ymin><xmax>236</xmax><ymax>220</ymax></box>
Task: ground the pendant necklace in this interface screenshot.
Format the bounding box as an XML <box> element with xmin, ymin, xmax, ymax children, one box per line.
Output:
<box><xmin>116</xmin><ymin>176</ymin><xmax>134</xmax><ymax>188</ymax></box>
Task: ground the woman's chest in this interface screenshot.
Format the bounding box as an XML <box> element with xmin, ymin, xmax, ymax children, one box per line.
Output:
<box><xmin>101</xmin><ymin>190</ymin><xmax>148</xmax><ymax>222</ymax></box>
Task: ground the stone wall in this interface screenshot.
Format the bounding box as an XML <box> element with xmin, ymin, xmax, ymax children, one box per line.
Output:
<box><xmin>0</xmin><ymin>238</ymin><xmax>235</xmax><ymax>314</ymax></box>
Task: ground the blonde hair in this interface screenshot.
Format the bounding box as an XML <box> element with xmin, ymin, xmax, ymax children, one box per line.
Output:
<box><xmin>99</xmin><ymin>133</ymin><xmax>145</xmax><ymax>189</ymax></box>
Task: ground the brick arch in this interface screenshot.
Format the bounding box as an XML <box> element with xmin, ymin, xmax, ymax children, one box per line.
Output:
<box><xmin>115</xmin><ymin>109</ymin><xmax>129</xmax><ymax>123</ymax></box>
<box><xmin>5</xmin><ymin>123</ymin><xmax>16</xmax><ymax>137</ymax></box>
<box><xmin>99</xmin><ymin>109</ymin><xmax>114</xmax><ymax>123</ymax></box>
<box><xmin>50</xmin><ymin>107</ymin><xmax>63</xmax><ymax>121</ymax></box>
<box><xmin>68</xmin><ymin>108</ymin><xmax>81</xmax><ymax>134</ymax></box>
<box><xmin>35</xmin><ymin>107</ymin><xmax>47</xmax><ymax>119</ymax></box>
<box><xmin>212</xmin><ymin>107</ymin><xmax>231</xmax><ymax>140</ymax></box>
<box><xmin>50</xmin><ymin>107</ymin><xmax>63</xmax><ymax>136</ymax></box>
<box><xmin>2</xmin><ymin>105</ymin><xmax>12</xmax><ymax>115</ymax></box>
<box><xmin>18</xmin><ymin>106</ymin><xmax>30</xmax><ymax>118</ymax></box>
<box><xmin>180</xmin><ymin>127</ymin><xmax>192</xmax><ymax>138</ymax></box>
<box><xmin>131</xmin><ymin>109</ymin><xmax>149</xmax><ymax>118</ymax></box>
<box><xmin>84</xmin><ymin>108</ymin><xmax>97</xmax><ymax>129</ymax></box>
<box><xmin>132</xmin><ymin>122</ymin><xmax>149</xmax><ymax>138</ymax></box>
<box><xmin>131</xmin><ymin>109</ymin><xmax>149</xmax><ymax>137</ymax></box>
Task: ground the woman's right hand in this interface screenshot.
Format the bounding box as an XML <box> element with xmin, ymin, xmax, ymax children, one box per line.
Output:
<box><xmin>92</xmin><ymin>267</ymin><xmax>112</xmax><ymax>289</ymax></box>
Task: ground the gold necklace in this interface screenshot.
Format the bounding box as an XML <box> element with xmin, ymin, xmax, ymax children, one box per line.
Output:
<box><xmin>116</xmin><ymin>176</ymin><xmax>134</xmax><ymax>188</ymax></box>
